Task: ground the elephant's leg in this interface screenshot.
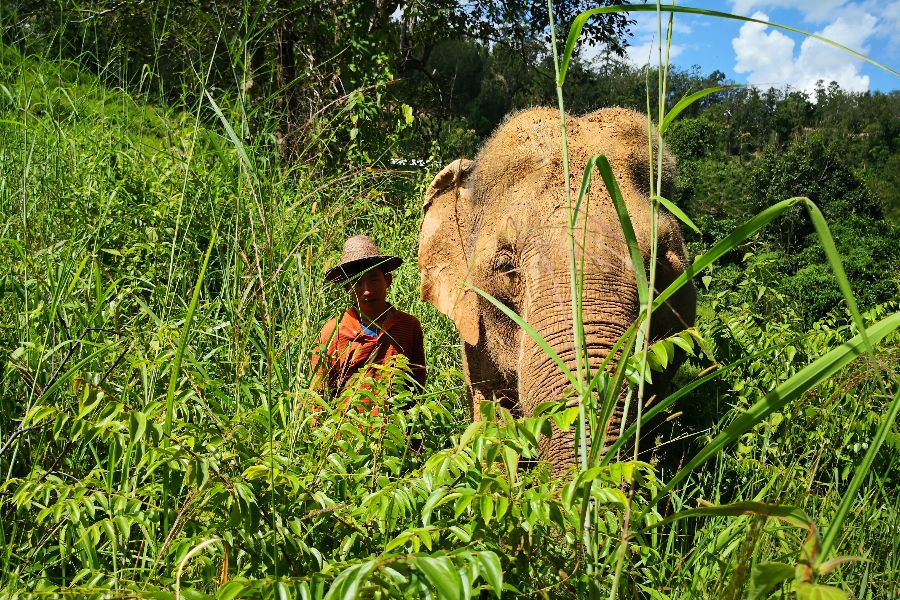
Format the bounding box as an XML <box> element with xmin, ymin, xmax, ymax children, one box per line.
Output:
<box><xmin>462</xmin><ymin>341</ymin><xmax>517</xmax><ymax>421</ymax></box>
<box><xmin>538</xmin><ymin>420</ymin><xmax>579</xmax><ymax>477</ymax></box>
<box><xmin>635</xmin><ymin>355</ymin><xmax>692</xmax><ymax>476</ymax></box>
<box><xmin>535</xmin><ymin>389</ymin><xmax>627</xmax><ymax>476</ymax></box>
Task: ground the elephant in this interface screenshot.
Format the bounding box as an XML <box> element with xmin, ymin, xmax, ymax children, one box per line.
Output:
<box><xmin>418</xmin><ymin>107</ymin><xmax>697</xmax><ymax>470</ymax></box>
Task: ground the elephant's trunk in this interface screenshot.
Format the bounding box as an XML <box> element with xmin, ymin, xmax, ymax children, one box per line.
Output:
<box><xmin>517</xmin><ymin>280</ymin><xmax>639</xmax><ymax>470</ymax></box>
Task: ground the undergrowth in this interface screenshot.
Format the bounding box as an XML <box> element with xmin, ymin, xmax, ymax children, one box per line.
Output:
<box><xmin>1</xmin><ymin>5</ymin><xmax>899</xmax><ymax>598</ymax></box>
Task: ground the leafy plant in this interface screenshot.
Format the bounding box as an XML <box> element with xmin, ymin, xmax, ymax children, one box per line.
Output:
<box><xmin>1</xmin><ymin>2</ymin><xmax>898</xmax><ymax>598</ymax></box>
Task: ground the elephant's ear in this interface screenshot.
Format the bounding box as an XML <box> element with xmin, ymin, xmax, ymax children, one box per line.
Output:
<box><xmin>423</xmin><ymin>158</ymin><xmax>473</xmax><ymax>209</ymax></box>
<box><xmin>419</xmin><ymin>159</ymin><xmax>480</xmax><ymax>347</ymax></box>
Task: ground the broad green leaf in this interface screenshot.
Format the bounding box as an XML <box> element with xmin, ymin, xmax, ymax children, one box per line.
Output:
<box><xmin>550</xmin><ymin>407</ymin><xmax>580</xmax><ymax>431</ymax></box>
<box><xmin>274</xmin><ymin>581</ymin><xmax>289</xmax><ymax>600</ymax></box>
<box><xmin>638</xmin><ymin>587</ymin><xmax>672</xmax><ymax>600</ymax></box>
<box><xmin>324</xmin><ymin>561</ymin><xmax>376</xmax><ymax>600</ymax></box>
<box><xmin>216</xmin><ymin>581</ymin><xmax>247</xmax><ymax>600</ymax></box>
<box><xmin>458</xmin><ymin>420</ymin><xmax>484</xmax><ymax>448</ymax></box>
<box><xmin>402</xmin><ymin>103</ymin><xmax>414</xmax><ymax>125</ymax></box>
<box><xmin>415</xmin><ymin>556</ymin><xmax>464</xmax><ymax>600</ymax></box>
<box><xmin>502</xmin><ymin>446</ymin><xmax>518</xmax><ymax>482</ymax></box>
<box><xmin>298</xmin><ymin>582</ymin><xmax>312</xmax><ymax>600</ymax></box>
<box><xmin>495</xmin><ymin>495</ymin><xmax>509</xmax><ymax>520</ymax></box>
<box><xmin>422</xmin><ymin>486</ymin><xmax>448</xmax><ymax>526</ymax></box>
<box><xmin>480</xmin><ymin>400</ymin><xmax>496</xmax><ymax>421</ymax></box>
<box><xmin>78</xmin><ymin>391</ymin><xmax>103</xmax><ymax>418</ymax></box>
<box><xmin>454</xmin><ymin>493</ymin><xmax>476</xmax><ymax>519</ymax></box>
<box><xmin>417</xmin><ymin>528</ymin><xmax>434</xmax><ymax>552</ymax></box>
<box><xmin>650</xmin><ymin>340</ymin><xmax>671</xmax><ymax>370</ymax></box>
<box><xmin>384</xmin><ymin>530</ymin><xmax>414</xmax><ymax>554</ymax></box>
<box><xmin>242</xmin><ymin>465</ymin><xmax>270</xmax><ymax>481</ymax></box>
<box><xmin>24</xmin><ymin>403</ymin><xmax>56</xmax><ymax>426</ymax></box>
<box><xmin>480</xmin><ymin>494</ymin><xmax>494</xmax><ymax>524</ymax></box>
<box><xmin>101</xmin><ymin>519</ymin><xmax>118</xmax><ymax>548</ymax></box>
<box><xmin>794</xmin><ymin>583</ymin><xmax>848</xmax><ymax>600</ymax></box>
<box><xmin>449</xmin><ymin>525</ymin><xmax>472</xmax><ymax>543</ymax></box>
<box><xmin>129</xmin><ymin>410</ymin><xmax>147</xmax><ymax>445</ymax></box>
<box><xmin>651</xmin><ymin>311</ymin><xmax>900</xmax><ymax>505</ymax></box>
<box><xmin>749</xmin><ymin>562</ymin><xmax>794</xmax><ymax>600</ymax></box>
<box><xmin>475</xmin><ymin>551</ymin><xmax>503</xmax><ymax>598</ymax></box>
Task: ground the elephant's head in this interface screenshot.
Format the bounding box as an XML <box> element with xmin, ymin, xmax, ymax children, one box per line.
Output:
<box><xmin>419</xmin><ymin>107</ymin><xmax>696</xmax><ymax>467</ymax></box>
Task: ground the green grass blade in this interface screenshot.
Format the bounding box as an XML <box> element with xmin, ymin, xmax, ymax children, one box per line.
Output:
<box><xmin>205</xmin><ymin>91</ymin><xmax>255</xmax><ymax>179</ymax></box>
<box><xmin>654</xmin><ymin>195</ymin><xmax>700</xmax><ymax>234</ymax></box>
<box><xmin>164</xmin><ymin>227</ymin><xmax>218</xmax><ymax>440</ymax></box>
<box><xmin>469</xmin><ymin>284</ymin><xmax>578</xmax><ymax>390</ymax></box>
<box><xmin>659</xmin><ymin>85</ymin><xmax>745</xmax><ymax>134</ymax></box>
<box><xmin>646</xmin><ymin>500</ymin><xmax>814</xmax><ymax>531</ymax></box>
<box><xmin>548</xmin><ymin>0</ymin><xmax>586</xmax><ymax>465</ymax></box>
<box><xmin>653</xmin><ymin>198</ymin><xmax>871</xmax><ymax>349</ymax></box>
<box><xmin>560</xmin><ymin>5</ymin><xmax>899</xmax><ymax>86</ymax></box>
<box><xmin>653</xmin><ymin>197</ymin><xmax>806</xmax><ymax>311</ymax></box>
<box><xmin>601</xmin><ymin>339</ymin><xmax>802</xmax><ymax>462</ymax></box>
<box><xmin>595</xmin><ymin>155</ymin><xmax>649</xmax><ymax>308</ymax></box>
<box><xmin>590</xmin><ymin>323</ymin><xmax>641</xmax><ymax>466</ymax></box>
<box><xmin>573</xmin><ymin>154</ymin><xmax>599</xmax><ymax>217</ymax></box>
<box><xmin>804</xmin><ymin>200</ymin><xmax>871</xmax><ymax>354</ymax></box>
<box><xmin>650</xmin><ymin>311</ymin><xmax>900</xmax><ymax>507</ymax></box>
<box><xmin>573</xmin><ymin>154</ymin><xmax>596</xmax><ymax>467</ymax></box>
<box><xmin>819</xmin><ymin>385</ymin><xmax>900</xmax><ymax>562</ymax></box>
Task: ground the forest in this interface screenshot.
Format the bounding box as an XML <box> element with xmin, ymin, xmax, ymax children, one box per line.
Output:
<box><xmin>1</xmin><ymin>1</ymin><xmax>898</xmax><ymax>598</ymax></box>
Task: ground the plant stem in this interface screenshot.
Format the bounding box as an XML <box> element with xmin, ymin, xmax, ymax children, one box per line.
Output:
<box><xmin>819</xmin><ymin>384</ymin><xmax>900</xmax><ymax>562</ymax></box>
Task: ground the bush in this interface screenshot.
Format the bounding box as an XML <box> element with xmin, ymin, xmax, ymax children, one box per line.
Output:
<box><xmin>748</xmin><ymin>133</ymin><xmax>883</xmax><ymax>252</ymax></box>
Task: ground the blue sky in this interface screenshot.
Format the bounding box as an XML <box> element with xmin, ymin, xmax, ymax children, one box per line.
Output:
<box><xmin>600</xmin><ymin>1</ymin><xmax>900</xmax><ymax>93</ymax></box>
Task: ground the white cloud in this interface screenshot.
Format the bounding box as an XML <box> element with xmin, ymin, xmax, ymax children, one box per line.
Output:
<box><xmin>730</xmin><ymin>0</ymin><xmax>849</xmax><ymax>23</ymax></box>
<box><xmin>624</xmin><ymin>40</ymin><xmax>686</xmax><ymax>67</ymax></box>
<box><xmin>862</xmin><ymin>0</ymin><xmax>900</xmax><ymax>54</ymax></box>
<box><xmin>731</xmin><ymin>0</ymin><xmax>900</xmax><ymax>58</ymax></box>
<box><xmin>629</xmin><ymin>11</ymin><xmax>695</xmax><ymax>37</ymax></box>
<box><xmin>582</xmin><ymin>9</ymin><xmax>690</xmax><ymax>67</ymax></box>
<box><xmin>618</xmin><ymin>11</ymin><xmax>691</xmax><ymax>67</ymax></box>
<box><xmin>732</xmin><ymin>12</ymin><xmax>797</xmax><ymax>83</ymax></box>
<box><xmin>731</xmin><ymin>10</ymin><xmax>876</xmax><ymax>93</ymax></box>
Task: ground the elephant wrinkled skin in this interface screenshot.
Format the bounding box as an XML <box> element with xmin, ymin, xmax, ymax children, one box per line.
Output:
<box><xmin>418</xmin><ymin>107</ymin><xmax>697</xmax><ymax>470</ymax></box>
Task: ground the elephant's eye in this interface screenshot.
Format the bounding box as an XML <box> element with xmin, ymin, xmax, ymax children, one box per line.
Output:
<box><xmin>492</xmin><ymin>252</ymin><xmax>518</xmax><ymax>279</ymax></box>
<box><xmin>491</xmin><ymin>251</ymin><xmax>522</xmax><ymax>307</ymax></box>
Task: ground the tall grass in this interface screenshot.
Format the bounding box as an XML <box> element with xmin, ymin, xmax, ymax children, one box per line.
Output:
<box><xmin>0</xmin><ymin>2</ymin><xmax>898</xmax><ymax>599</ymax></box>
<box><xmin>534</xmin><ymin>2</ymin><xmax>900</xmax><ymax>597</ymax></box>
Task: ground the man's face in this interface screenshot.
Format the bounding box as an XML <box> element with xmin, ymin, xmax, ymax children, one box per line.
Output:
<box><xmin>347</xmin><ymin>267</ymin><xmax>392</xmax><ymax>319</ymax></box>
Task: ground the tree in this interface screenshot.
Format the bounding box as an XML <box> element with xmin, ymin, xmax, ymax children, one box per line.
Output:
<box><xmin>1</xmin><ymin>0</ymin><xmax>635</xmax><ymax>164</ymax></box>
<box><xmin>748</xmin><ymin>132</ymin><xmax>883</xmax><ymax>253</ymax></box>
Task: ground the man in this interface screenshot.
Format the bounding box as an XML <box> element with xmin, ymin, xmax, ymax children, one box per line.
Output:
<box><xmin>311</xmin><ymin>235</ymin><xmax>426</xmax><ymax>398</ymax></box>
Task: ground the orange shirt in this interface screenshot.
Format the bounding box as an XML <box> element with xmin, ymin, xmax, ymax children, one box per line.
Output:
<box><xmin>311</xmin><ymin>306</ymin><xmax>426</xmax><ymax>395</ymax></box>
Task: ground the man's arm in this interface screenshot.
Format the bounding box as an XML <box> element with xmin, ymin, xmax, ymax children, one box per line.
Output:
<box><xmin>310</xmin><ymin>319</ymin><xmax>338</xmax><ymax>393</ymax></box>
<box><xmin>409</xmin><ymin>319</ymin><xmax>427</xmax><ymax>390</ymax></box>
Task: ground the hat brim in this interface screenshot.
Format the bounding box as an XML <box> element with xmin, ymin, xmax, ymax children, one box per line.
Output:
<box><xmin>325</xmin><ymin>255</ymin><xmax>403</xmax><ymax>283</ymax></box>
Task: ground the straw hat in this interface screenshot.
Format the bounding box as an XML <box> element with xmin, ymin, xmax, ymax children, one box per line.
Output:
<box><xmin>325</xmin><ymin>235</ymin><xmax>403</xmax><ymax>283</ymax></box>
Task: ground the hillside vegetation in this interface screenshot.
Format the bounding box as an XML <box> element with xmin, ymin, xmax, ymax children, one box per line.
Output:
<box><xmin>1</xmin><ymin>3</ymin><xmax>899</xmax><ymax>598</ymax></box>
